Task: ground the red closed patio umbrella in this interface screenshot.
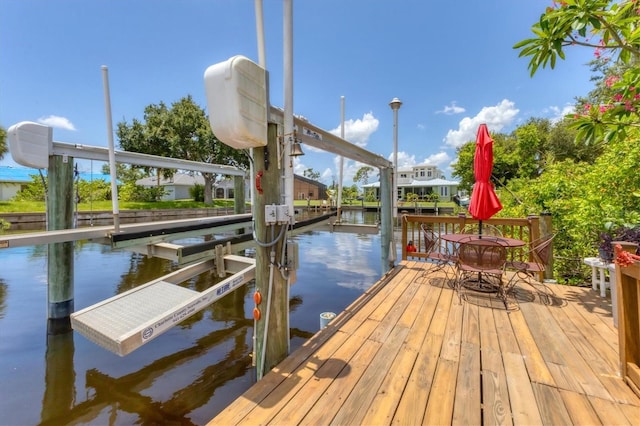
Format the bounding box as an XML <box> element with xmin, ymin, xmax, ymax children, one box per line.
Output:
<box><xmin>468</xmin><ymin>124</ymin><xmax>502</xmax><ymax>235</ymax></box>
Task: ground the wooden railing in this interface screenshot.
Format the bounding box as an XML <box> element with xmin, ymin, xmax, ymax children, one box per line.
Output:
<box><xmin>400</xmin><ymin>214</ymin><xmax>545</xmax><ymax>267</ymax></box>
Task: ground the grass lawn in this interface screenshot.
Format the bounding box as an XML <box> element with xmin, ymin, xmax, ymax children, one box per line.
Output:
<box><xmin>0</xmin><ymin>199</ymin><xmax>455</xmax><ymax>213</ymax></box>
<box><xmin>0</xmin><ymin>199</ymin><xmax>236</xmax><ymax>213</ymax></box>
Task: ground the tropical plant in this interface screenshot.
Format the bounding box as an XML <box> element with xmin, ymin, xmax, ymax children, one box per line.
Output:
<box><xmin>598</xmin><ymin>224</ymin><xmax>640</xmax><ymax>262</ymax></box>
<box><xmin>0</xmin><ymin>126</ymin><xmax>7</xmax><ymax>160</ymax></box>
<box><xmin>514</xmin><ymin>0</ymin><xmax>640</xmax><ymax>144</ymax></box>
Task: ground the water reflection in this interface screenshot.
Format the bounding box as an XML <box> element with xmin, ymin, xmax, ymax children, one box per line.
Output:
<box><xmin>0</xmin><ymin>211</ymin><xmax>382</xmax><ymax>425</ymax></box>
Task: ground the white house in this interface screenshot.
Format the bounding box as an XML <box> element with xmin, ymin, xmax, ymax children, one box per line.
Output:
<box><xmin>136</xmin><ymin>174</ymin><xmax>250</xmax><ymax>201</ymax></box>
<box><xmin>362</xmin><ymin>164</ymin><xmax>460</xmax><ymax>201</ymax></box>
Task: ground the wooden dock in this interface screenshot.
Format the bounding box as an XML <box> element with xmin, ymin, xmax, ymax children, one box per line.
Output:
<box><xmin>210</xmin><ymin>260</ymin><xmax>640</xmax><ymax>425</ymax></box>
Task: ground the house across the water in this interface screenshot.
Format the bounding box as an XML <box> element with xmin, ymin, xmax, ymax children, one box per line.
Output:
<box><xmin>136</xmin><ymin>173</ymin><xmax>327</xmax><ymax>201</ymax></box>
<box><xmin>362</xmin><ymin>164</ymin><xmax>461</xmax><ymax>201</ymax></box>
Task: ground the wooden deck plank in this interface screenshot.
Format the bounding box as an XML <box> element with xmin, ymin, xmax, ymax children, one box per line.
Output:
<box><xmin>532</xmin><ymin>383</ymin><xmax>573</xmax><ymax>425</ymax></box>
<box><xmin>298</xmin><ymin>337</ymin><xmax>382</xmax><ymax>426</ymax></box>
<box><xmin>440</xmin><ymin>295</ymin><xmax>464</xmax><ymax>362</ymax></box>
<box><xmin>550</xmin><ymin>287</ymin><xmax>620</xmax><ymax>375</ymax></box>
<box><xmin>589</xmin><ymin>396</ymin><xmax>635</xmax><ymax>425</ymax></box>
<box><xmin>555</xmin><ymin>286</ymin><xmax>618</xmax><ymax>353</ymax></box>
<box><xmin>558</xmin><ymin>389</ymin><xmax>603</xmax><ymax>425</ymax></box>
<box><xmin>503</xmin><ymin>352</ymin><xmax>543</xmax><ymax>425</ymax></box>
<box><xmin>329</xmin><ymin>326</ymin><xmax>410</xmax><ymax>425</ymax></box>
<box><xmin>518</xmin><ymin>294</ymin><xmax>593</xmax><ymax>394</ymax></box>
<box><xmin>360</xmin><ymin>337</ymin><xmax>420</xmax><ymax>425</ymax></box>
<box><xmin>541</xmin><ymin>303</ymin><xmax>615</xmax><ymax>401</ymax></box>
<box><xmin>368</xmin><ymin>269</ymin><xmax>421</xmax><ymax>343</ymax></box>
<box><xmin>507</xmin><ymin>308</ymin><xmax>556</xmax><ymax>386</ymax></box>
<box><xmin>493</xmin><ymin>308</ymin><xmax>520</xmax><ymax>354</ymax></box>
<box><xmin>423</xmin><ymin>358</ymin><xmax>458</xmax><ymax>425</ymax></box>
<box><xmin>239</xmin><ymin>319</ymin><xmax>380</xmax><ymax>425</ymax></box>
<box><xmin>391</xmin><ymin>332</ymin><xmax>442</xmax><ymax>425</ymax></box>
<box><xmin>599</xmin><ymin>374</ymin><xmax>640</xmax><ymax>405</ymax></box>
<box><xmin>619</xmin><ymin>402</ymin><xmax>640</xmax><ymax>423</ymax></box>
<box><xmin>482</xmin><ymin>348</ymin><xmax>513</xmax><ymax>425</ymax></box>
<box><xmin>461</xmin><ymin>296</ymin><xmax>480</xmax><ymax>346</ymax></box>
<box><xmin>390</xmin><ymin>284</ymin><xmax>451</xmax><ymax>425</ymax></box>
<box><xmin>452</xmin><ymin>342</ymin><xmax>481</xmax><ymax>425</ymax></box>
<box><xmin>208</xmin><ymin>261</ymin><xmax>640</xmax><ymax>425</ymax></box>
<box><xmin>268</xmin><ymin>323</ymin><xmax>377</xmax><ymax>425</ymax></box>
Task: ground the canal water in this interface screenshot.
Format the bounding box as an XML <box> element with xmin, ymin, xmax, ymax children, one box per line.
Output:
<box><xmin>0</xmin><ymin>211</ymin><xmax>386</xmax><ymax>425</ymax></box>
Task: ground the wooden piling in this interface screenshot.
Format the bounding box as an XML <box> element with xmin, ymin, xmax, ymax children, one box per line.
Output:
<box><xmin>47</xmin><ymin>155</ymin><xmax>75</xmax><ymax>333</ymax></box>
<box><xmin>253</xmin><ymin>123</ymin><xmax>289</xmax><ymax>379</ymax></box>
<box><xmin>379</xmin><ymin>167</ymin><xmax>393</xmax><ymax>273</ymax></box>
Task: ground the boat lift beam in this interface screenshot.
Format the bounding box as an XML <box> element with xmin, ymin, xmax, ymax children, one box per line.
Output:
<box><xmin>51</xmin><ymin>140</ymin><xmax>246</xmax><ymax>176</ymax></box>
<box><xmin>0</xmin><ymin>214</ymin><xmax>253</xmax><ymax>249</ymax></box>
<box><xmin>270</xmin><ymin>106</ymin><xmax>393</xmax><ymax>170</ymax></box>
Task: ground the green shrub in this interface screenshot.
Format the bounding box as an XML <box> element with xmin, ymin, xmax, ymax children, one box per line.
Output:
<box><xmin>190</xmin><ymin>184</ymin><xmax>205</xmax><ymax>202</ymax></box>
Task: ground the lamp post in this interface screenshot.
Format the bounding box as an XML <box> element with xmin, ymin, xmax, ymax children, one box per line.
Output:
<box><xmin>389</xmin><ymin>97</ymin><xmax>402</xmax><ymax>219</ymax></box>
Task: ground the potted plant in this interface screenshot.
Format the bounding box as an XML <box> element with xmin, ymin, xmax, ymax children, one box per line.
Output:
<box><xmin>598</xmin><ymin>223</ymin><xmax>640</xmax><ymax>263</ymax></box>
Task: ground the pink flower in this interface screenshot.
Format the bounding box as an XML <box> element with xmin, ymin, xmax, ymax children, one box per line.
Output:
<box><xmin>605</xmin><ymin>75</ymin><xmax>620</xmax><ymax>87</ymax></box>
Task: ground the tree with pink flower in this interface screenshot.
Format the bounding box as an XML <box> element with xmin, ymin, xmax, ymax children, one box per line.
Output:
<box><xmin>515</xmin><ymin>0</ymin><xmax>640</xmax><ymax>144</ymax></box>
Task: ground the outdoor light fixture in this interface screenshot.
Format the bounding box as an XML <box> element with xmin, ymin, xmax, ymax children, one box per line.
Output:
<box><xmin>389</xmin><ymin>97</ymin><xmax>402</xmax><ymax>219</ymax></box>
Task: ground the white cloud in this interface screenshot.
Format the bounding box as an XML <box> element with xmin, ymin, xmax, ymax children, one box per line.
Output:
<box><xmin>444</xmin><ymin>99</ymin><xmax>519</xmax><ymax>148</ymax></box>
<box><xmin>421</xmin><ymin>151</ymin><xmax>451</xmax><ymax>168</ymax></box>
<box><xmin>437</xmin><ymin>101</ymin><xmax>466</xmax><ymax>115</ymax></box>
<box><xmin>387</xmin><ymin>151</ymin><xmax>416</xmax><ymax>168</ymax></box>
<box><xmin>547</xmin><ymin>104</ymin><xmax>575</xmax><ymax>123</ymax></box>
<box><xmin>321</xmin><ymin>167</ymin><xmax>333</xmax><ymax>181</ymax></box>
<box><xmin>329</xmin><ymin>112</ymin><xmax>379</xmax><ymax>147</ymax></box>
<box><xmin>37</xmin><ymin>115</ymin><xmax>76</xmax><ymax>131</ymax></box>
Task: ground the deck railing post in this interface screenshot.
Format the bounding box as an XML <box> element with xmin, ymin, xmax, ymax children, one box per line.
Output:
<box><xmin>539</xmin><ymin>212</ymin><xmax>554</xmax><ymax>280</ymax></box>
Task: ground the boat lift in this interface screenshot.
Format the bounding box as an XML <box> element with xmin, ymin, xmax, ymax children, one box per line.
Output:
<box><xmin>71</xmin><ymin>254</ymin><xmax>256</xmax><ymax>356</ymax></box>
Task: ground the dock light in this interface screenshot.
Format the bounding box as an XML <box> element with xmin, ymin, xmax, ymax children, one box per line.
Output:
<box><xmin>389</xmin><ymin>97</ymin><xmax>402</xmax><ymax>219</ymax></box>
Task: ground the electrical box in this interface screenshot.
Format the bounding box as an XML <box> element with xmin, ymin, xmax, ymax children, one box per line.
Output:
<box><xmin>265</xmin><ymin>204</ymin><xmax>277</xmax><ymax>225</ymax></box>
<box><xmin>286</xmin><ymin>240</ymin><xmax>299</xmax><ymax>270</ymax></box>
<box><xmin>204</xmin><ymin>55</ymin><xmax>268</xmax><ymax>149</ymax></box>
<box><xmin>275</xmin><ymin>205</ymin><xmax>290</xmax><ymax>224</ymax></box>
<box><xmin>7</xmin><ymin>121</ymin><xmax>52</xmax><ymax>169</ymax></box>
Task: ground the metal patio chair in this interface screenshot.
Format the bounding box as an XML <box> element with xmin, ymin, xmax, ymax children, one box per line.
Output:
<box><xmin>454</xmin><ymin>236</ymin><xmax>508</xmax><ymax>303</ymax></box>
<box><xmin>420</xmin><ymin>224</ymin><xmax>457</xmax><ymax>285</ymax></box>
<box><xmin>505</xmin><ymin>233</ymin><xmax>556</xmax><ymax>297</ymax></box>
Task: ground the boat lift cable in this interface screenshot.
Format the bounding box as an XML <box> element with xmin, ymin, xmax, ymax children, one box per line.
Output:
<box><xmin>38</xmin><ymin>169</ymin><xmax>48</xmax><ymax>230</ymax></box>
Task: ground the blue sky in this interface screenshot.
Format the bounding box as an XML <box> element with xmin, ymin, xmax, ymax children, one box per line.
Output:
<box><xmin>1</xmin><ymin>0</ymin><xmax>597</xmax><ymax>186</ymax></box>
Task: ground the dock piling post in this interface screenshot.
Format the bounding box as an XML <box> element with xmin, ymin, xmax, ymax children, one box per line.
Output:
<box><xmin>47</xmin><ymin>155</ymin><xmax>75</xmax><ymax>333</ymax></box>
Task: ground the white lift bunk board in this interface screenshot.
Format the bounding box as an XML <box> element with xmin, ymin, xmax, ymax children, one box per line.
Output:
<box><xmin>71</xmin><ymin>255</ymin><xmax>255</xmax><ymax>356</ymax></box>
